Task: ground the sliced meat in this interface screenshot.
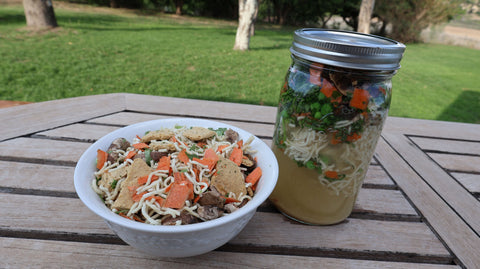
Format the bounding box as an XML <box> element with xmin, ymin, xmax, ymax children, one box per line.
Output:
<box><xmin>197</xmin><ymin>188</ymin><xmax>225</xmax><ymax>209</ymax></box>
<box><xmin>224</xmin><ymin>129</ymin><xmax>239</xmax><ymax>143</ymax></box>
<box><xmin>141</xmin><ymin>129</ymin><xmax>174</xmax><ymax>143</ymax></box>
<box><xmin>241</xmin><ymin>154</ymin><xmax>256</xmax><ymax>172</ymax></box>
<box><xmin>197</xmin><ymin>205</ymin><xmax>223</xmax><ymax>220</ymax></box>
<box><xmin>183</xmin><ymin>127</ymin><xmax>216</xmax><ymax>141</ymax></box>
<box><xmin>133</xmin><ymin>152</ymin><xmax>145</xmax><ymax>162</ymax></box>
<box><xmin>107</xmin><ymin>138</ymin><xmax>131</xmax><ymax>163</ymax></box>
<box><xmin>108</xmin><ymin>138</ymin><xmax>130</xmax><ymax>152</ymax></box>
<box><xmin>210</xmin><ymin>156</ymin><xmax>247</xmax><ymax>199</ymax></box>
<box><xmin>161</xmin><ymin>211</ymin><xmax>199</xmax><ymax>225</ymax></box>
<box><xmin>112</xmin><ymin>159</ymin><xmax>153</xmax><ymax>210</ymax></box>
<box><xmin>150</xmin><ymin>151</ymin><xmax>168</xmax><ymax>163</ymax></box>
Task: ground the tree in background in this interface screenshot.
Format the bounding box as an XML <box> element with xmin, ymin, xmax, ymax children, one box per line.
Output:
<box><xmin>233</xmin><ymin>0</ymin><xmax>258</xmax><ymax>51</ymax></box>
<box><xmin>357</xmin><ymin>0</ymin><xmax>375</xmax><ymax>33</ymax></box>
<box><xmin>374</xmin><ymin>0</ymin><xmax>463</xmax><ymax>42</ymax></box>
<box><xmin>23</xmin><ymin>0</ymin><xmax>58</xmax><ymax>28</ymax></box>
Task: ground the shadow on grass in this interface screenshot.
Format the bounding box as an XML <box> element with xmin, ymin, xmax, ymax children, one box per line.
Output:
<box><xmin>0</xmin><ymin>14</ymin><xmax>26</xmax><ymax>25</ymax></box>
<box><xmin>437</xmin><ymin>90</ymin><xmax>480</xmax><ymax>123</ymax></box>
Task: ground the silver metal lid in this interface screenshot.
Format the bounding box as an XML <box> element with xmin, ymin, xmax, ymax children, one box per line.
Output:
<box><xmin>291</xmin><ymin>28</ymin><xmax>406</xmax><ymax>71</ymax></box>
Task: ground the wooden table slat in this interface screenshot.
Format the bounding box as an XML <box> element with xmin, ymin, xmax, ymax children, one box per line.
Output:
<box><xmin>376</xmin><ymin>137</ymin><xmax>480</xmax><ymax>268</ymax></box>
<box><xmin>450</xmin><ymin>172</ymin><xmax>480</xmax><ymax>193</ymax></box>
<box><xmin>3</xmin><ymin>93</ymin><xmax>479</xmax><ymax>267</ymax></box>
<box><xmin>1</xmin><ymin>193</ymin><xmax>446</xmax><ymax>258</ymax></box>
<box><xmin>410</xmin><ymin>136</ymin><xmax>480</xmax><ymax>155</ymax></box>
<box><xmin>1</xmin><ymin>237</ymin><xmax>460</xmax><ymax>269</ymax></box>
<box><xmin>0</xmin><ymin>93</ymin><xmax>126</xmax><ymax>142</ymax></box>
<box><xmin>124</xmin><ymin>93</ymin><xmax>278</xmax><ymax>124</ymax></box>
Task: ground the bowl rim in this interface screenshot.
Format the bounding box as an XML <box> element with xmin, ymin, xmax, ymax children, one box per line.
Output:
<box><xmin>74</xmin><ymin>117</ymin><xmax>279</xmax><ymax>233</ymax></box>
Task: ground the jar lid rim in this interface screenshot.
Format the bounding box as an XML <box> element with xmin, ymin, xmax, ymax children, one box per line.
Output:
<box><xmin>291</xmin><ymin>28</ymin><xmax>406</xmax><ymax>71</ymax></box>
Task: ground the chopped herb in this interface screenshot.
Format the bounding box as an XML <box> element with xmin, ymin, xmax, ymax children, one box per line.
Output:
<box><xmin>110</xmin><ymin>179</ymin><xmax>118</xmax><ymax>189</ymax></box>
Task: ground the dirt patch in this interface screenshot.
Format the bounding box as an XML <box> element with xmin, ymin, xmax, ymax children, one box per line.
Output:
<box><xmin>421</xmin><ymin>24</ymin><xmax>480</xmax><ymax>49</ymax></box>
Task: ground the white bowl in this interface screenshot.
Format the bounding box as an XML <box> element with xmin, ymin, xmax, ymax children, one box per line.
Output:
<box><xmin>74</xmin><ymin>118</ymin><xmax>279</xmax><ymax>257</ymax></box>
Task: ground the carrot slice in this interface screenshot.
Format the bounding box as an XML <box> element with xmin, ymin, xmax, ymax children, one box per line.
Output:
<box><xmin>133</xmin><ymin>143</ymin><xmax>149</xmax><ymax>150</ymax></box>
<box><xmin>132</xmin><ymin>191</ymin><xmax>146</xmax><ymax>202</ymax></box>
<box><xmin>309</xmin><ymin>63</ymin><xmax>323</xmax><ymax>86</ymax></box>
<box><xmin>325</xmin><ymin>170</ymin><xmax>339</xmax><ymax>179</ymax></box>
<box><xmin>137</xmin><ymin>174</ymin><xmax>159</xmax><ymax>185</ymax></box>
<box><xmin>164</xmin><ymin>172</ymin><xmax>194</xmax><ymax>209</ymax></box>
<box><xmin>229</xmin><ymin>147</ymin><xmax>243</xmax><ymax>166</ymax></box>
<box><xmin>224</xmin><ymin>197</ymin><xmax>240</xmax><ymax>204</ymax></box>
<box><xmin>156</xmin><ymin>156</ymin><xmax>171</xmax><ymax>172</ymax></box>
<box><xmin>245</xmin><ymin>167</ymin><xmax>262</xmax><ymax>186</ymax></box>
<box><xmin>125</xmin><ymin>151</ymin><xmax>136</xmax><ymax>160</ymax></box>
<box><xmin>96</xmin><ymin>149</ymin><xmax>108</xmax><ymax>170</ymax></box>
<box><xmin>320</xmin><ymin>79</ymin><xmax>336</xmax><ymax>98</ymax></box>
<box><xmin>203</xmin><ymin>148</ymin><xmax>218</xmax><ymax>161</ymax></box>
<box><xmin>151</xmin><ymin>196</ymin><xmax>165</xmax><ymax>207</ymax></box>
<box><xmin>193</xmin><ymin>157</ymin><xmax>217</xmax><ymax>171</ymax></box>
<box><xmin>350</xmin><ymin>88</ymin><xmax>370</xmax><ymax>110</ymax></box>
<box><xmin>178</xmin><ymin>149</ymin><xmax>190</xmax><ymax>164</ymax></box>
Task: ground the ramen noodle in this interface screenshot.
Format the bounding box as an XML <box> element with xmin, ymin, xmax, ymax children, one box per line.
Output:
<box><xmin>92</xmin><ymin>125</ymin><xmax>262</xmax><ymax>225</ymax></box>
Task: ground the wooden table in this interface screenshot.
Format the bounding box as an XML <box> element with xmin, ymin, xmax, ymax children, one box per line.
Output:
<box><xmin>1</xmin><ymin>93</ymin><xmax>479</xmax><ymax>268</ymax></box>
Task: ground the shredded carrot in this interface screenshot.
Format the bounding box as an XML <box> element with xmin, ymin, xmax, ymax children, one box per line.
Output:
<box><xmin>237</xmin><ymin>140</ymin><xmax>243</xmax><ymax>149</ymax></box>
<box><xmin>197</xmin><ymin>141</ymin><xmax>207</xmax><ymax>148</ymax></box>
<box><xmin>178</xmin><ymin>149</ymin><xmax>190</xmax><ymax>164</ymax></box>
<box><xmin>136</xmin><ymin>135</ymin><xmax>142</xmax><ymax>140</ymax></box>
<box><xmin>245</xmin><ymin>167</ymin><xmax>262</xmax><ymax>186</ymax></box>
<box><xmin>325</xmin><ymin>170</ymin><xmax>339</xmax><ymax>179</ymax></box>
<box><xmin>133</xmin><ymin>142</ymin><xmax>149</xmax><ymax>150</ymax></box>
<box><xmin>96</xmin><ymin>149</ymin><xmax>108</xmax><ymax>170</ymax></box>
<box><xmin>216</xmin><ymin>145</ymin><xmax>229</xmax><ymax>153</ymax></box>
<box><xmin>164</xmin><ymin>172</ymin><xmax>194</xmax><ymax>209</ymax></box>
<box><xmin>193</xmin><ymin>195</ymin><xmax>201</xmax><ymax>204</ymax></box>
<box><xmin>350</xmin><ymin>88</ymin><xmax>370</xmax><ymax>110</ymax></box>
<box><xmin>125</xmin><ymin>151</ymin><xmax>136</xmax><ymax>160</ymax></box>
<box><xmin>331</xmin><ymin>136</ymin><xmax>342</xmax><ymax>145</ymax></box>
<box><xmin>229</xmin><ymin>147</ymin><xmax>243</xmax><ymax>166</ymax></box>
<box><xmin>346</xmin><ymin>132</ymin><xmax>362</xmax><ymax>142</ymax></box>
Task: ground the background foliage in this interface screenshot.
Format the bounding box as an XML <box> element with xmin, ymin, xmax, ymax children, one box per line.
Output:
<box><xmin>1</xmin><ymin>5</ymin><xmax>479</xmax><ymax>123</ymax></box>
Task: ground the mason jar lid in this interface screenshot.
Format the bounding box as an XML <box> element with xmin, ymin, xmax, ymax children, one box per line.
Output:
<box><xmin>291</xmin><ymin>28</ymin><xmax>406</xmax><ymax>71</ymax></box>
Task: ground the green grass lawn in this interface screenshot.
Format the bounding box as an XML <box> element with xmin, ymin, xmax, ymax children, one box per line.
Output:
<box><xmin>1</xmin><ymin>4</ymin><xmax>479</xmax><ymax>123</ymax></box>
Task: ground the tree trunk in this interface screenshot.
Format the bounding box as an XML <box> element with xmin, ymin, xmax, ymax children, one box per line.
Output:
<box><xmin>233</xmin><ymin>0</ymin><xmax>258</xmax><ymax>51</ymax></box>
<box><xmin>23</xmin><ymin>0</ymin><xmax>58</xmax><ymax>28</ymax></box>
<box><xmin>357</xmin><ymin>0</ymin><xmax>375</xmax><ymax>34</ymax></box>
<box><xmin>110</xmin><ymin>0</ymin><xmax>119</xmax><ymax>8</ymax></box>
<box><xmin>175</xmin><ymin>0</ymin><xmax>184</xmax><ymax>15</ymax></box>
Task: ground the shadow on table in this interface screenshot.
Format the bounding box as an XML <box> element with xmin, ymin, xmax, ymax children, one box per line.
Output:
<box><xmin>437</xmin><ymin>90</ymin><xmax>480</xmax><ymax>124</ymax></box>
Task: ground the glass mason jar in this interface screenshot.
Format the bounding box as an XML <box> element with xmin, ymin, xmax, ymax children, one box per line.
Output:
<box><xmin>269</xmin><ymin>29</ymin><xmax>405</xmax><ymax>225</ymax></box>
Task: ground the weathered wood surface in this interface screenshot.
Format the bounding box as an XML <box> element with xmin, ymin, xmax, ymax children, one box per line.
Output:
<box><xmin>1</xmin><ymin>93</ymin><xmax>479</xmax><ymax>268</ymax></box>
<box><xmin>1</xmin><ymin>238</ymin><xmax>460</xmax><ymax>269</ymax></box>
<box><xmin>376</xmin><ymin>138</ymin><xmax>480</xmax><ymax>269</ymax></box>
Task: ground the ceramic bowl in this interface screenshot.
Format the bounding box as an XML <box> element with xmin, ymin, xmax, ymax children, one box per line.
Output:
<box><xmin>74</xmin><ymin>118</ymin><xmax>279</xmax><ymax>257</ymax></box>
